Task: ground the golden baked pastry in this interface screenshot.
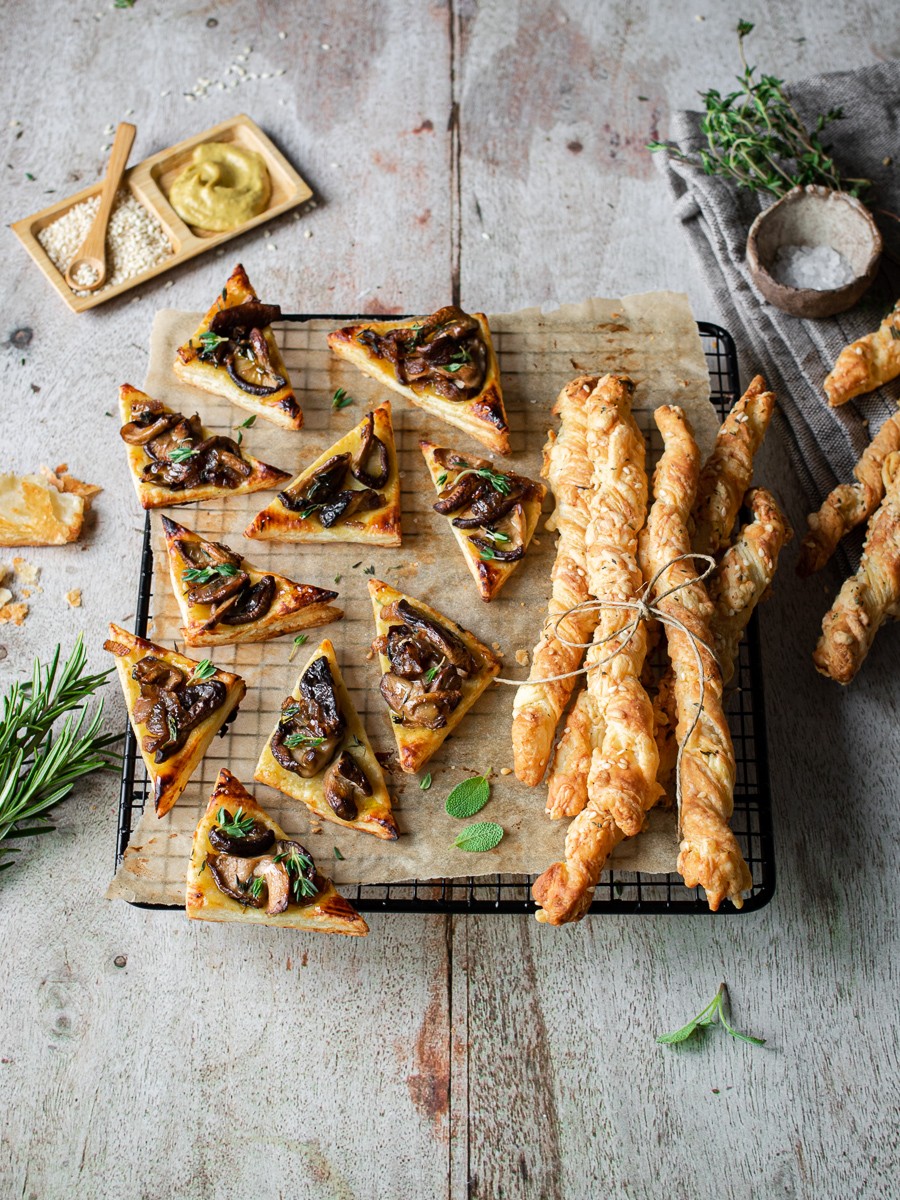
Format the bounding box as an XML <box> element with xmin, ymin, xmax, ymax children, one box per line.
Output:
<box><xmin>173</xmin><ymin>263</ymin><xmax>301</xmax><ymax>430</ymax></box>
<box><xmin>0</xmin><ymin>466</ymin><xmax>100</xmax><ymax>547</ymax></box>
<box><xmin>512</xmin><ymin>376</ymin><xmax>598</xmax><ymax>785</ymax></box>
<box><xmin>419</xmin><ymin>440</ymin><xmax>546</xmax><ymax>601</ymax></box>
<box><xmin>798</xmin><ymin>413</ymin><xmax>900</xmax><ymax>576</ymax></box>
<box><xmin>709</xmin><ymin>488</ymin><xmax>791</xmax><ymax>683</ymax></box>
<box><xmin>533</xmin><ymin>375</ymin><xmax>660</xmax><ymax>925</ymax></box>
<box><xmin>544</xmin><ymin>687</ymin><xmax>600</xmax><ymax>820</ymax></box>
<box><xmin>162</xmin><ymin>516</ymin><xmax>342</xmax><ymax>647</ymax></box>
<box><xmin>244</xmin><ymin>402</ymin><xmax>401</xmax><ymax>546</ymax></box>
<box><xmin>254</xmin><ymin>638</ymin><xmax>398</xmax><ymax>840</ymax></box>
<box><xmin>825</xmin><ymin>301</ymin><xmax>900</xmax><ymax>407</ymax></box>
<box><xmin>104</xmin><ymin>624</ymin><xmax>245</xmax><ymax>818</ymax></box>
<box><xmin>641</xmin><ymin>406</ymin><xmax>751</xmax><ymax>912</ymax></box>
<box><xmin>814</xmin><ymin>451</ymin><xmax>900</xmax><ymax>684</ymax></box>
<box><xmin>186</xmin><ymin>769</ymin><xmax>368</xmax><ymax>936</ymax></box>
<box><xmin>368</xmin><ymin>579</ymin><xmax>500</xmax><ymax>774</ymax></box>
<box><xmin>327</xmin><ymin>307</ymin><xmax>509</xmax><ymax>455</ymax></box>
<box><xmin>118</xmin><ymin>384</ymin><xmax>289</xmax><ymax>510</ymax></box>
<box><xmin>692</xmin><ymin>375</ymin><xmax>775</xmax><ymax>556</ymax></box>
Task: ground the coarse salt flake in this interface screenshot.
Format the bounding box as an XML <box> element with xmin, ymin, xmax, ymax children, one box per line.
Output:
<box><xmin>771</xmin><ymin>243</ymin><xmax>855</xmax><ymax>291</ymax></box>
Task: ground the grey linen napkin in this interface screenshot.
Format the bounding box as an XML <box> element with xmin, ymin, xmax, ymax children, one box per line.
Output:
<box><xmin>657</xmin><ymin>60</ymin><xmax>900</xmax><ymax>536</ymax></box>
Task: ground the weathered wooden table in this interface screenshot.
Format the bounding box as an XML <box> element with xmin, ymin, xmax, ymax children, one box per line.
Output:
<box><xmin>2</xmin><ymin>4</ymin><xmax>896</xmax><ymax>1197</ymax></box>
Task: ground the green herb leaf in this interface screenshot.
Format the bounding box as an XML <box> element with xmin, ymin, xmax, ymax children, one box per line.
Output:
<box><xmin>283</xmin><ymin>732</ymin><xmax>325</xmax><ymax>749</ymax></box>
<box><xmin>168</xmin><ymin>444</ymin><xmax>197</xmax><ymax>464</ymax></box>
<box><xmin>657</xmin><ymin>983</ymin><xmax>766</xmax><ymax>1048</ymax></box>
<box><xmin>420</xmin><ymin>772</ymin><xmax>432</xmax><ymax>791</ymax></box>
<box><xmin>445</xmin><ymin>774</ymin><xmax>490</xmax><ymax>819</ymax></box>
<box><xmin>352</xmin><ymin>561</ymin><xmax>363</xmax><ymax>569</ymax></box>
<box><xmin>480</xmin><ymin>527</ymin><xmax>510</xmax><ymax>544</ymax></box>
<box><xmin>363</xmin><ymin>565</ymin><xmax>375</xmax><ymax>576</ymax></box>
<box><xmin>166</xmin><ymin>712</ymin><xmax>179</xmax><ymax>745</ymax></box>
<box><xmin>436</xmin><ymin>472</ymin><xmax>448</xmax><ymax>487</ymax></box>
<box><xmin>332</xmin><ymin>387</ymin><xmax>354</xmax><ymax>410</ymax></box>
<box><xmin>183</xmin><ymin>563</ymin><xmax>239</xmax><ymax>585</ymax></box>
<box><xmin>236</xmin><ymin>415</ymin><xmax>257</xmax><ymax>429</ymax></box>
<box><xmin>451</xmin><ymin>821</ymin><xmax>504</xmax><ymax>853</ymax></box>
<box><xmin>333</xmin><ymin>846</ymin><xmax>345</xmax><ymax>860</ymax></box>
<box><xmin>188</xmin><ymin>659</ymin><xmax>217</xmax><ymax>684</ymax></box>
<box><xmin>216</xmin><ymin>807</ymin><xmax>255</xmax><ymax>837</ymax></box>
<box><xmin>248</xmin><ymin>875</ymin><xmax>265</xmax><ymax>899</ymax></box>
<box><xmin>288</xmin><ymin>634</ymin><xmax>308</xmax><ymax>663</ymax></box>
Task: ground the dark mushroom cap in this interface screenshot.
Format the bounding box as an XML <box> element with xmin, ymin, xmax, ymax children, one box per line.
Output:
<box><xmin>322</xmin><ymin>750</ymin><xmax>372</xmax><ymax>821</ymax></box>
<box><xmin>209</xmin><ymin>811</ymin><xmax>276</xmax><ymax>856</ymax></box>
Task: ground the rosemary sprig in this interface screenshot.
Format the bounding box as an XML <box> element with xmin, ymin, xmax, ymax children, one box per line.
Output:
<box><xmin>0</xmin><ymin>636</ymin><xmax>120</xmax><ymax>871</ymax></box>
<box><xmin>649</xmin><ymin>20</ymin><xmax>870</xmax><ymax>199</ymax></box>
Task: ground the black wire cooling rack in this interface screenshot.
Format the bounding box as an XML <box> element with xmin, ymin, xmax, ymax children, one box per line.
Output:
<box><xmin>115</xmin><ymin>321</ymin><xmax>775</xmax><ymax>915</ymax></box>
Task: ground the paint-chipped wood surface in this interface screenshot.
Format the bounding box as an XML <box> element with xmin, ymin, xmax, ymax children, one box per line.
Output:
<box><xmin>0</xmin><ymin>3</ymin><xmax>895</xmax><ymax>1198</ymax></box>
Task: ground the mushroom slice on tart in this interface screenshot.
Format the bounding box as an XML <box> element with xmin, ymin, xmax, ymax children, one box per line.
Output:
<box><xmin>420</xmin><ymin>440</ymin><xmax>546</xmax><ymax>602</ymax></box>
<box><xmin>186</xmin><ymin>769</ymin><xmax>368</xmax><ymax>936</ymax></box>
<box><xmin>327</xmin><ymin>307</ymin><xmax>510</xmax><ymax>455</ymax></box>
<box><xmin>173</xmin><ymin>263</ymin><xmax>302</xmax><ymax>430</ymax></box>
<box><xmin>162</xmin><ymin>516</ymin><xmax>343</xmax><ymax>648</ymax></box>
<box><xmin>118</xmin><ymin>384</ymin><xmax>290</xmax><ymax>510</ymax></box>
<box><xmin>244</xmin><ymin>401</ymin><xmax>401</xmax><ymax>546</ymax></box>
<box><xmin>367</xmin><ymin>580</ymin><xmax>501</xmax><ymax>774</ymax></box>
<box><xmin>103</xmin><ymin>624</ymin><xmax>245</xmax><ymax>818</ymax></box>
<box><xmin>255</xmin><ymin>639</ymin><xmax>398</xmax><ymax>840</ymax></box>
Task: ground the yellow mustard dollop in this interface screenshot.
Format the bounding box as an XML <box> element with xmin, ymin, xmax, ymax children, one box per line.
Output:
<box><xmin>169</xmin><ymin>142</ymin><xmax>271</xmax><ymax>232</ymax></box>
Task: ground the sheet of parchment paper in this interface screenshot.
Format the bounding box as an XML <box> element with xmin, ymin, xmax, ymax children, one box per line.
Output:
<box><xmin>107</xmin><ymin>292</ymin><xmax>717</xmax><ymax>905</ymax></box>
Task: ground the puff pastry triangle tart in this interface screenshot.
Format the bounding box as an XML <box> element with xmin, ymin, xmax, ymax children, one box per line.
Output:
<box><xmin>244</xmin><ymin>401</ymin><xmax>401</xmax><ymax>546</ymax></box>
<box><xmin>103</xmin><ymin>624</ymin><xmax>246</xmax><ymax>818</ymax></box>
<box><xmin>254</xmin><ymin>638</ymin><xmax>398</xmax><ymax>840</ymax></box>
<box><xmin>118</xmin><ymin>384</ymin><xmax>289</xmax><ymax>510</ymax></box>
<box><xmin>327</xmin><ymin>306</ymin><xmax>510</xmax><ymax>455</ymax></box>
<box><xmin>367</xmin><ymin>579</ymin><xmax>501</xmax><ymax>773</ymax></box>
<box><xmin>173</xmin><ymin>263</ymin><xmax>302</xmax><ymax>430</ymax></box>
<box><xmin>161</xmin><ymin>516</ymin><xmax>342</xmax><ymax>647</ymax></box>
<box><xmin>420</xmin><ymin>440</ymin><xmax>545</xmax><ymax>601</ymax></box>
<box><xmin>186</xmin><ymin>769</ymin><xmax>368</xmax><ymax>936</ymax></box>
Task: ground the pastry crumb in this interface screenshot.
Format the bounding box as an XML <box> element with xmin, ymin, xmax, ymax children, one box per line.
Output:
<box><xmin>66</xmin><ymin>588</ymin><xmax>82</xmax><ymax>608</ymax></box>
<box><xmin>515</xmin><ymin>648</ymin><xmax>529</xmax><ymax>666</ymax></box>
<box><xmin>500</xmin><ymin>767</ymin><xmax>513</xmax><ymax>776</ymax></box>
<box><xmin>0</xmin><ymin>601</ymin><xmax>28</xmax><ymax>626</ymax></box>
<box><xmin>0</xmin><ymin>588</ymin><xmax>11</xmax><ymax>608</ymax></box>
<box><xmin>12</xmin><ymin>557</ymin><xmax>40</xmax><ymax>587</ymax></box>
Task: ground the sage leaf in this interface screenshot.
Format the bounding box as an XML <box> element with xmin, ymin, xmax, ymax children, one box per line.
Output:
<box><xmin>451</xmin><ymin>822</ymin><xmax>503</xmax><ymax>853</ymax></box>
<box><xmin>444</xmin><ymin>774</ymin><xmax>490</xmax><ymax>819</ymax></box>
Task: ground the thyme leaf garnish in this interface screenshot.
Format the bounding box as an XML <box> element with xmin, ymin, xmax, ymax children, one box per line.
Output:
<box><xmin>656</xmin><ymin>983</ymin><xmax>766</xmax><ymax>1047</ymax></box>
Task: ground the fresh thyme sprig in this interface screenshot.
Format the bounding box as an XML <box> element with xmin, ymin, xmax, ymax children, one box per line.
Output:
<box><xmin>215</xmin><ymin>807</ymin><xmax>255</xmax><ymax>837</ymax></box>
<box><xmin>441</xmin><ymin>463</ymin><xmax>512</xmax><ymax>496</ymax></box>
<box><xmin>0</xmin><ymin>636</ymin><xmax>120</xmax><ymax>871</ymax></box>
<box><xmin>183</xmin><ymin>563</ymin><xmax>239</xmax><ymax>586</ymax></box>
<box><xmin>656</xmin><ymin>982</ymin><xmax>766</xmax><ymax>1047</ymax></box>
<box><xmin>649</xmin><ymin>20</ymin><xmax>870</xmax><ymax>199</ymax></box>
<box><xmin>283</xmin><ymin>731</ymin><xmax>325</xmax><ymax>749</ymax></box>
<box><xmin>188</xmin><ymin>659</ymin><xmax>217</xmax><ymax>684</ymax></box>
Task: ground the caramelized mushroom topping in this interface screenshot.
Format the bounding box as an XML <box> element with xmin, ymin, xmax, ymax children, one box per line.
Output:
<box><xmin>121</xmin><ymin>400</ymin><xmax>257</xmax><ymax>493</ymax></box>
<box><xmin>208</xmin><ymin>810</ymin><xmax>276</xmax><ymax>856</ymax></box>
<box><xmin>270</xmin><ymin>657</ymin><xmax>346</xmax><ymax>777</ymax></box>
<box><xmin>209</xmin><ymin>302</ymin><xmax>283</xmax><ymax>337</ymax></box>
<box><xmin>278</xmin><ymin>445</ymin><xmax>385</xmax><ymax>526</ymax></box>
<box><xmin>129</xmin><ymin>654</ymin><xmax>230</xmax><ymax>762</ymax></box>
<box><xmin>358</xmin><ymin>306</ymin><xmax>487</xmax><ymax>401</ymax></box>
<box><xmin>350</xmin><ymin>412</ymin><xmax>390</xmax><ymax>489</ymax></box>
<box><xmin>217</xmin><ymin>575</ymin><xmax>276</xmax><ymax>625</ymax></box>
<box><xmin>322</xmin><ymin>750</ymin><xmax>372</xmax><ymax>821</ymax></box>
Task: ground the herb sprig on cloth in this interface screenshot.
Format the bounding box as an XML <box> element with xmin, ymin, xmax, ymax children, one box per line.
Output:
<box><xmin>649</xmin><ymin>21</ymin><xmax>870</xmax><ymax>199</ymax></box>
<box><xmin>0</xmin><ymin>636</ymin><xmax>120</xmax><ymax>871</ymax></box>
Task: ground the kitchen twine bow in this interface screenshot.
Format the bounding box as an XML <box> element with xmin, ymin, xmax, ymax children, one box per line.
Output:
<box><xmin>494</xmin><ymin>552</ymin><xmax>719</xmax><ymax>832</ymax></box>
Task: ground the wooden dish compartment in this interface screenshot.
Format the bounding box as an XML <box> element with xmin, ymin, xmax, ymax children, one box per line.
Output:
<box><xmin>11</xmin><ymin>114</ymin><xmax>312</xmax><ymax>314</ymax></box>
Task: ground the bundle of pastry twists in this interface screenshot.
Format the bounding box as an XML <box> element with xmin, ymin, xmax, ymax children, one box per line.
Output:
<box><xmin>522</xmin><ymin>372</ymin><xmax>789</xmax><ymax>922</ymax></box>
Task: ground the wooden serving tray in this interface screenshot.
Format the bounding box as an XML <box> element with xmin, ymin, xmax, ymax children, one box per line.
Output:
<box><xmin>11</xmin><ymin>114</ymin><xmax>312</xmax><ymax>314</ymax></box>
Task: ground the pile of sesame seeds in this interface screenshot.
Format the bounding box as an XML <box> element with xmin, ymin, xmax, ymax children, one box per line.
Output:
<box><xmin>37</xmin><ymin>190</ymin><xmax>173</xmax><ymax>295</ymax></box>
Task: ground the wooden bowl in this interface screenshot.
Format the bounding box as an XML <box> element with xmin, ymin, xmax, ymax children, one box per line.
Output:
<box><xmin>746</xmin><ymin>185</ymin><xmax>881</xmax><ymax>319</ymax></box>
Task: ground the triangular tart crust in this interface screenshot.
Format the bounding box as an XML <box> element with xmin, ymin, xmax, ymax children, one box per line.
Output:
<box><xmin>185</xmin><ymin>769</ymin><xmax>368</xmax><ymax>936</ymax></box>
<box><xmin>103</xmin><ymin>624</ymin><xmax>246</xmax><ymax>817</ymax></box>
<box><xmin>420</xmin><ymin>440</ymin><xmax>545</xmax><ymax>601</ymax></box>
<box><xmin>118</xmin><ymin>384</ymin><xmax>289</xmax><ymax>510</ymax></box>
<box><xmin>173</xmin><ymin>263</ymin><xmax>302</xmax><ymax>430</ymax></box>
<box><xmin>367</xmin><ymin>580</ymin><xmax>500</xmax><ymax>774</ymax></box>
<box><xmin>254</xmin><ymin>639</ymin><xmax>398</xmax><ymax>840</ymax></box>
<box><xmin>244</xmin><ymin>402</ymin><xmax>401</xmax><ymax>546</ymax></box>
<box><xmin>161</xmin><ymin>516</ymin><xmax>343</xmax><ymax>647</ymax></box>
<box><xmin>327</xmin><ymin>308</ymin><xmax>510</xmax><ymax>455</ymax></box>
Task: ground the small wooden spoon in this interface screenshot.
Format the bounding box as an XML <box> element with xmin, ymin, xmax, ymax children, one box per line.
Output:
<box><xmin>65</xmin><ymin>122</ymin><xmax>136</xmax><ymax>292</ymax></box>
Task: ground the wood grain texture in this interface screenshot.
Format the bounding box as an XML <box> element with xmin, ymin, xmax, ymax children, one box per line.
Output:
<box><xmin>1</xmin><ymin>1</ymin><xmax>897</xmax><ymax>1198</ymax></box>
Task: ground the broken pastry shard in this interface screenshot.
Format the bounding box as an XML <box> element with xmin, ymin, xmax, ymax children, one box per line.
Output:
<box><xmin>186</xmin><ymin>769</ymin><xmax>368</xmax><ymax>936</ymax></box>
<box><xmin>0</xmin><ymin>466</ymin><xmax>101</xmax><ymax>547</ymax></box>
<box><xmin>368</xmin><ymin>579</ymin><xmax>501</xmax><ymax>774</ymax></box>
<box><xmin>161</xmin><ymin>516</ymin><xmax>342</xmax><ymax>648</ymax></box>
<box><xmin>173</xmin><ymin>262</ymin><xmax>302</xmax><ymax>429</ymax></box>
<box><xmin>118</xmin><ymin>384</ymin><xmax>289</xmax><ymax>510</ymax></box>
<box><xmin>328</xmin><ymin>306</ymin><xmax>510</xmax><ymax>455</ymax></box>
<box><xmin>244</xmin><ymin>401</ymin><xmax>401</xmax><ymax>546</ymax></box>
<box><xmin>103</xmin><ymin>624</ymin><xmax>245</xmax><ymax>818</ymax></box>
<box><xmin>254</xmin><ymin>639</ymin><xmax>398</xmax><ymax>840</ymax></box>
<box><xmin>420</xmin><ymin>440</ymin><xmax>545</xmax><ymax>601</ymax></box>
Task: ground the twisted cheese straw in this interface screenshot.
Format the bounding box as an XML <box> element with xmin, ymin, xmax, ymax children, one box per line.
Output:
<box><xmin>824</xmin><ymin>301</ymin><xmax>900</xmax><ymax>406</ymax></box>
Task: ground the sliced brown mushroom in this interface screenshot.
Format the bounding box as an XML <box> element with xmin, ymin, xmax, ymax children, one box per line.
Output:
<box><xmin>278</xmin><ymin>453</ymin><xmax>351</xmax><ymax>512</ymax></box>
<box><xmin>358</xmin><ymin>307</ymin><xmax>487</xmax><ymax>400</ymax></box>
<box><xmin>120</xmin><ymin>413</ymin><xmax>177</xmax><ymax>445</ymax></box>
<box><xmin>468</xmin><ymin>502</ymin><xmax>527</xmax><ymax>563</ymax></box>
<box><xmin>450</xmin><ymin>481</ymin><xmax>525</xmax><ymax>529</ymax></box>
<box><xmin>269</xmin><ymin>658</ymin><xmax>346</xmax><ymax>777</ymax></box>
<box><xmin>131</xmin><ymin>656</ymin><xmax>185</xmax><ymax>692</ymax></box>
<box><xmin>433</xmin><ymin>471</ymin><xmax>484</xmax><ymax>515</ymax></box>
<box><xmin>350</xmin><ymin>412</ymin><xmax>390</xmax><ymax>489</ymax></box>
<box><xmin>253</xmin><ymin>857</ymin><xmax>291</xmax><ymax>915</ymax></box>
<box><xmin>395</xmin><ymin>599</ymin><xmax>476</xmax><ymax>674</ymax></box>
<box><xmin>225</xmin><ymin>337</ymin><xmax>287</xmax><ymax>397</ymax></box>
<box><xmin>217</xmin><ymin>575</ymin><xmax>276</xmax><ymax>625</ymax></box>
<box><xmin>379</xmin><ymin>673</ymin><xmax>461</xmax><ymax>730</ymax></box>
<box><xmin>209</xmin><ymin>813</ymin><xmax>276</xmax><ymax>856</ymax></box>
<box><xmin>209</xmin><ymin>302</ymin><xmax>283</xmax><ymax>338</ymax></box>
<box><xmin>185</xmin><ymin>571</ymin><xmax>249</xmax><ymax>607</ymax></box>
<box><xmin>272</xmin><ymin>840</ymin><xmax>321</xmax><ymax>908</ymax></box>
<box><xmin>318</xmin><ymin>488</ymin><xmax>384</xmax><ymax>528</ymax></box>
<box><xmin>207</xmin><ymin>851</ymin><xmax>289</xmax><ymax>913</ymax></box>
<box><xmin>322</xmin><ymin>751</ymin><xmax>372</xmax><ymax>821</ymax></box>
